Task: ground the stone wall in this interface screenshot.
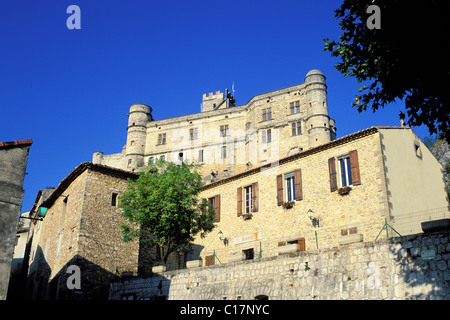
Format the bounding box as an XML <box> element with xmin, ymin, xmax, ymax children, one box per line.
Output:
<box><xmin>109</xmin><ymin>230</ymin><xmax>450</xmax><ymax>300</ymax></box>
<box><xmin>0</xmin><ymin>140</ymin><xmax>32</xmax><ymax>300</ymax></box>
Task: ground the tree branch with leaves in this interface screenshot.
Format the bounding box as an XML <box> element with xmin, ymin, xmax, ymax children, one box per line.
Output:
<box><xmin>119</xmin><ymin>160</ymin><xmax>215</xmax><ymax>266</ymax></box>
<box><xmin>324</xmin><ymin>0</ymin><xmax>449</xmax><ymax>141</ymax></box>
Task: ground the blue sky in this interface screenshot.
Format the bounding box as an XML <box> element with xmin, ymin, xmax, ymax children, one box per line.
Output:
<box><xmin>0</xmin><ymin>0</ymin><xmax>431</xmax><ymax>212</ymax></box>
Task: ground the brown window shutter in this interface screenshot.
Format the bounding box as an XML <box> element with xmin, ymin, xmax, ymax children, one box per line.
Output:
<box><xmin>276</xmin><ymin>174</ymin><xmax>283</xmax><ymax>206</ymax></box>
<box><xmin>294</xmin><ymin>169</ymin><xmax>302</xmax><ymax>201</ymax></box>
<box><xmin>349</xmin><ymin>150</ymin><xmax>361</xmax><ymax>185</ymax></box>
<box><xmin>214</xmin><ymin>194</ymin><xmax>220</xmax><ymax>222</ymax></box>
<box><xmin>205</xmin><ymin>255</ymin><xmax>214</xmax><ymax>266</ymax></box>
<box><xmin>298</xmin><ymin>238</ymin><xmax>305</xmax><ymax>251</ymax></box>
<box><xmin>252</xmin><ymin>182</ymin><xmax>258</xmax><ymax>212</ymax></box>
<box><xmin>237</xmin><ymin>187</ymin><xmax>242</xmax><ymax>216</ymax></box>
<box><xmin>278</xmin><ymin>241</ymin><xmax>285</xmax><ymax>247</ymax></box>
<box><xmin>328</xmin><ymin>157</ymin><xmax>337</xmax><ymax>192</ymax></box>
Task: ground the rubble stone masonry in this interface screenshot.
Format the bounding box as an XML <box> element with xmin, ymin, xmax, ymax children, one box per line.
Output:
<box><xmin>109</xmin><ymin>230</ymin><xmax>450</xmax><ymax>300</ymax></box>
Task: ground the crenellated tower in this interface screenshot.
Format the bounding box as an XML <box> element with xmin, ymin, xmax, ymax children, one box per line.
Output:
<box><xmin>201</xmin><ymin>91</ymin><xmax>224</xmax><ymax>112</ymax></box>
<box><xmin>125</xmin><ymin>104</ymin><xmax>152</xmax><ymax>170</ymax></box>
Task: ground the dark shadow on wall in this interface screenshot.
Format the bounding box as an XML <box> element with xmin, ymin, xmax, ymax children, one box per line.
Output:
<box><xmin>386</xmin><ymin>229</ymin><xmax>450</xmax><ymax>300</ymax></box>
<box><xmin>24</xmin><ymin>245</ymin><xmax>133</xmax><ymax>300</ymax></box>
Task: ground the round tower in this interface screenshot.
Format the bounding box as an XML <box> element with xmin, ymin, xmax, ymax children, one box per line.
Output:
<box><xmin>304</xmin><ymin>69</ymin><xmax>336</xmax><ymax>148</ymax></box>
<box><xmin>126</xmin><ymin>104</ymin><xmax>152</xmax><ymax>170</ymax></box>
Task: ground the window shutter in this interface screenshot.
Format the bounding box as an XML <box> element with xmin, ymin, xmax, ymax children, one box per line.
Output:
<box><xmin>298</xmin><ymin>238</ymin><xmax>306</xmax><ymax>251</ymax></box>
<box><xmin>276</xmin><ymin>174</ymin><xmax>283</xmax><ymax>206</ymax></box>
<box><xmin>205</xmin><ymin>255</ymin><xmax>214</xmax><ymax>266</ymax></box>
<box><xmin>349</xmin><ymin>150</ymin><xmax>361</xmax><ymax>185</ymax></box>
<box><xmin>294</xmin><ymin>169</ymin><xmax>302</xmax><ymax>201</ymax></box>
<box><xmin>214</xmin><ymin>194</ymin><xmax>220</xmax><ymax>222</ymax></box>
<box><xmin>328</xmin><ymin>157</ymin><xmax>338</xmax><ymax>192</ymax></box>
<box><xmin>278</xmin><ymin>241</ymin><xmax>285</xmax><ymax>247</ymax></box>
<box><xmin>252</xmin><ymin>182</ymin><xmax>258</xmax><ymax>212</ymax></box>
<box><xmin>237</xmin><ymin>187</ymin><xmax>242</xmax><ymax>216</ymax></box>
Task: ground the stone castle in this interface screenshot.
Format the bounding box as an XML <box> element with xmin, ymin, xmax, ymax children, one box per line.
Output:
<box><xmin>92</xmin><ymin>70</ymin><xmax>336</xmax><ymax>183</ymax></box>
<box><xmin>23</xmin><ymin>70</ymin><xmax>450</xmax><ymax>300</ymax></box>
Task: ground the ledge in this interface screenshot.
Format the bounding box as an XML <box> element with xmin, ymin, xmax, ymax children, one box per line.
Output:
<box><xmin>338</xmin><ymin>234</ymin><xmax>364</xmax><ymax>245</ymax></box>
<box><xmin>278</xmin><ymin>244</ymin><xmax>300</xmax><ymax>255</ymax></box>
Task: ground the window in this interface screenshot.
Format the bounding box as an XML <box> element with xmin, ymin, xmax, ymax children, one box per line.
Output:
<box><xmin>291</xmin><ymin>122</ymin><xmax>302</xmax><ymax>136</ymax></box>
<box><xmin>328</xmin><ymin>150</ymin><xmax>361</xmax><ymax>192</ymax></box>
<box><xmin>221</xmin><ymin>146</ymin><xmax>227</xmax><ymax>159</ymax></box>
<box><xmin>208</xmin><ymin>195</ymin><xmax>220</xmax><ymax>222</ymax></box>
<box><xmin>198</xmin><ymin>149</ymin><xmax>204</xmax><ymax>163</ymax></box>
<box><xmin>338</xmin><ymin>155</ymin><xmax>353</xmax><ymax>187</ymax></box>
<box><xmin>341</xmin><ymin>227</ymin><xmax>358</xmax><ymax>236</ymax></box>
<box><xmin>284</xmin><ymin>173</ymin><xmax>296</xmax><ymax>202</ymax></box>
<box><xmin>111</xmin><ymin>193</ymin><xmax>118</xmax><ymax>206</ymax></box>
<box><xmin>158</xmin><ymin>133</ymin><xmax>166</xmax><ymax>145</ymax></box>
<box><xmin>290</xmin><ymin>101</ymin><xmax>300</xmax><ymax>114</ymax></box>
<box><xmin>244</xmin><ymin>186</ymin><xmax>252</xmax><ymax>214</ymax></box>
<box><xmin>220</xmin><ymin>125</ymin><xmax>229</xmax><ymax>137</ymax></box>
<box><xmin>243</xmin><ymin>248</ymin><xmax>254</xmax><ymax>260</ymax></box>
<box><xmin>414</xmin><ymin>142</ymin><xmax>422</xmax><ymax>158</ymax></box>
<box><xmin>237</xmin><ymin>183</ymin><xmax>258</xmax><ymax>216</ymax></box>
<box><xmin>262</xmin><ymin>108</ymin><xmax>272</xmax><ymax>121</ymax></box>
<box><xmin>276</xmin><ymin>170</ymin><xmax>302</xmax><ymax>206</ymax></box>
<box><xmin>56</xmin><ymin>233</ymin><xmax>62</xmax><ymax>256</ymax></box>
<box><xmin>262</xmin><ymin>129</ymin><xmax>272</xmax><ymax>143</ymax></box>
<box><xmin>205</xmin><ymin>255</ymin><xmax>215</xmax><ymax>266</ymax></box>
<box><xmin>190</xmin><ymin>128</ymin><xmax>198</xmax><ymax>140</ymax></box>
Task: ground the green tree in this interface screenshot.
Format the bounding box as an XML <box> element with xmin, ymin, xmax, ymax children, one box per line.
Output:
<box><xmin>324</xmin><ymin>0</ymin><xmax>449</xmax><ymax>141</ymax></box>
<box><xmin>119</xmin><ymin>160</ymin><xmax>215</xmax><ymax>265</ymax></box>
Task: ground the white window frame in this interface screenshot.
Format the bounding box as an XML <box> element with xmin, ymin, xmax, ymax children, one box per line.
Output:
<box><xmin>284</xmin><ymin>172</ymin><xmax>296</xmax><ymax>202</ymax></box>
<box><xmin>338</xmin><ymin>155</ymin><xmax>352</xmax><ymax>187</ymax></box>
<box><xmin>244</xmin><ymin>186</ymin><xmax>253</xmax><ymax>214</ymax></box>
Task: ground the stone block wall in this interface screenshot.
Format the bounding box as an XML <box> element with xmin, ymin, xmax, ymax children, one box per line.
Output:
<box><xmin>109</xmin><ymin>230</ymin><xmax>450</xmax><ymax>300</ymax></box>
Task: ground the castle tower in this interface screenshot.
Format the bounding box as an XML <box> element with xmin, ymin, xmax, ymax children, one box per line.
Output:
<box><xmin>202</xmin><ymin>91</ymin><xmax>224</xmax><ymax>112</ymax></box>
<box><xmin>304</xmin><ymin>69</ymin><xmax>336</xmax><ymax>148</ymax></box>
<box><xmin>126</xmin><ymin>104</ymin><xmax>152</xmax><ymax>170</ymax></box>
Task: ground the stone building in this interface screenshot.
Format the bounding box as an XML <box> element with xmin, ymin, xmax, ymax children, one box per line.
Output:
<box><xmin>194</xmin><ymin>126</ymin><xmax>449</xmax><ymax>265</ymax></box>
<box><xmin>24</xmin><ymin>69</ymin><xmax>450</xmax><ymax>299</ymax></box>
<box><xmin>25</xmin><ymin>163</ymin><xmax>141</xmax><ymax>300</ymax></box>
<box><xmin>93</xmin><ymin>70</ymin><xmax>337</xmax><ymax>183</ymax></box>
<box><xmin>0</xmin><ymin>139</ymin><xmax>32</xmax><ymax>300</ymax></box>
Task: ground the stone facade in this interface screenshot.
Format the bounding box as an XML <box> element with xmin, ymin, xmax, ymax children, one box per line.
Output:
<box><xmin>23</xmin><ymin>70</ymin><xmax>449</xmax><ymax>300</ymax></box>
<box><xmin>109</xmin><ymin>230</ymin><xmax>450</xmax><ymax>300</ymax></box>
<box><xmin>193</xmin><ymin>127</ymin><xmax>449</xmax><ymax>265</ymax></box>
<box><xmin>93</xmin><ymin>70</ymin><xmax>337</xmax><ymax>184</ymax></box>
<box><xmin>0</xmin><ymin>139</ymin><xmax>32</xmax><ymax>300</ymax></box>
<box><xmin>25</xmin><ymin>163</ymin><xmax>140</xmax><ymax>300</ymax></box>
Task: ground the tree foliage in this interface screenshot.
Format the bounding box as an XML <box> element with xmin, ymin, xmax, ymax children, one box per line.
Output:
<box><xmin>119</xmin><ymin>160</ymin><xmax>215</xmax><ymax>264</ymax></box>
<box><xmin>324</xmin><ymin>0</ymin><xmax>449</xmax><ymax>141</ymax></box>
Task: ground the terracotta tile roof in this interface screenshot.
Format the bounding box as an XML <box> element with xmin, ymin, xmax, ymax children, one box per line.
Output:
<box><xmin>202</xmin><ymin>126</ymin><xmax>411</xmax><ymax>190</ymax></box>
<box><xmin>0</xmin><ymin>138</ymin><xmax>33</xmax><ymax>149</ymax></box>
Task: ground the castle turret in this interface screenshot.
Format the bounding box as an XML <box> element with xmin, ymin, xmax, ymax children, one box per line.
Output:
<box><xmin>126</xmin><ymin>104</ymin><xmax>152</xmax><ymax>170</ymax></box>
<box><xmin>304</xmin><ymin>69</ymin><xmax>336</xmax><ymax>148</ymax></box>
<box><xmin>202</xmin><ymin>91</ymin><xmax>224</xmax><ymax>112</ymax></box>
